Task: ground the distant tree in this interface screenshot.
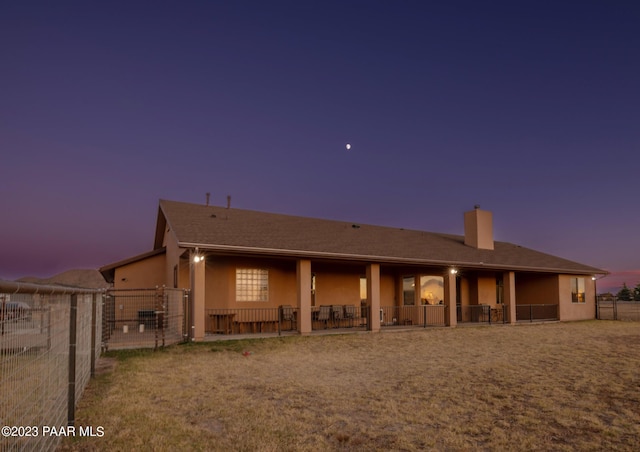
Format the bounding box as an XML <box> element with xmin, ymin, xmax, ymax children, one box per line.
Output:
<box><xmin>616</xmin><ymin>283</ymin><xmax>632</xmax><ymax>301</ymax></box>
<box><xmin>634</xmin><ymin>283</ymin><xmax>640</xmax><ymax>301</ymax></box>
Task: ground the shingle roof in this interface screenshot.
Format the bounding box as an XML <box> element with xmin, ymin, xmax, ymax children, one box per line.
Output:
<box><xmin>156</xmin><ymin>199</ymin><xmax>605</xmax><ymax>275</ymax></box>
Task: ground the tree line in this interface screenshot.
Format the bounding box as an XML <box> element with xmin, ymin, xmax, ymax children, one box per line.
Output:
<box><xmin>616</xmin><ymin>282</ymin><xmax>640</xmax><ymax>301</ymax></box>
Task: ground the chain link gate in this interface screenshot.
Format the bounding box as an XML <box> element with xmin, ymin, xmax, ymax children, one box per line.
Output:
<box><xmin>102</xmin><ymin>287</ymin><xmax>189</xmax><ymax>350</ymax></box>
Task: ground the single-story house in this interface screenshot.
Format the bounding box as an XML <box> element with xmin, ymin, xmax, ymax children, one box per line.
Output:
<box><xmin>100</xmin><ymin>199</ymin><xmax>606</xmax><ymax>340</ymax></box>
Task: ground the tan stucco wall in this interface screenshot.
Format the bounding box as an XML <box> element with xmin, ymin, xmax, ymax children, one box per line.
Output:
<box><xmin>314</xmin><ymin>270</ymin><xmax>360</xmax><ymax>307</ymax></box>
<box><xmin>459</xmin><ymin>278</ymin><xmax>470</xmax><ymax>307</ymax></box>
<box><xmin>514</xmin><ymin>273</ymin><xmax>595</xmax><ymax>321</ymax></box>
<box><xmin>113</xmin><ymin>254</ymin><xmax>167</xmax><ymax>289</ymax></box>
<box><xmin>162</xmin><ymin>226</ymin><xmax>183</xmax><ymax>288</ymax></box>
<box><xmin>558</xmin><ymin>275</ymin><xmax>596</xmax><ymax>321</ymax></box>
<box><xmin>477</xmin><ymin>275</ymin><xmax>497</xmax><ymax>306</ymax></box>
<box><xmin>380</xmin><ymin>273</ymin><xmax>395</xmax><ymax>307</ymax></box>
<box><xmin>200</xmin><ymin>259</ymin><xmax>399</xmax><ymax>310</ymax></box>
<box><xmin>515</xmin><ymin>274</ymin><xmax>560</xmax><ymax>305</ymax></box>
<box><xmin>460</xmin><ymin>273</ymin><xmax>496</xmax><ymax>306</ymax></box>
<box><xmin>203</xmin><ymin>257</ymin><xmax>297</xmax><ymax>309</ymax></box>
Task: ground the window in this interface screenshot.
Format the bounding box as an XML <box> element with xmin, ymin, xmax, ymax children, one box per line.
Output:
<box><xmin>236</xmin><ymin>269</ymin><xmax>268</xmax><ymax>302</ymax></box>
<box><xmin>360</xmin><ymin>277</ymin><xmax>367</xmax><ymax>302</ymax></box>
<box><xmin>420</xmin><ymin>275</ymin><xmax>444</xmax><ymax>305</ymax></box>
<box><xmin>403</xmin><ymin>276</ymin><xmax>415</xmax><ymax>305</ymax></box>
<box><xmin>571</xmin><ymin>277</ymin><xmax>585</xmax><ymax>303</ymax></box>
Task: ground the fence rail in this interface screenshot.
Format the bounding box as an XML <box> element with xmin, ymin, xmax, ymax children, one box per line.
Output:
<box><xmin>312</xmin><ymin>305</ymin><xmax>369</xmax><ymax>331</ymax></box>
<box><xmin>205</xmin><ymin>305</ymin><xmax>375</xmax><ymax>335</ymax></box>
<box><xmin>515</xmin><ymin>304</ymin><xmax>558</xmax><ymax>322</ymax></box>
<box><xmin>0</xmin><ymin>280</ymin><xmax>102</xmax><ymax>452</ymax></box>
<box><xmin>206</xmin><ymin>307</ymin><xmax>289</xmax><ymax>335</ymax></box>
<box><xmin>380</xmin><ymin>305</ymin><xmax>445</xmax><ymax>328</ymax></box>
<box><xmin>457</xmin><ymin>305</ymin><xmax>508</xmax><ymax>324</ymax></box>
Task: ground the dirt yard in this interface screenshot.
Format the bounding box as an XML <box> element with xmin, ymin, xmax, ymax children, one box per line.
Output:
<box><xmin>60</xmin><ymin>321</ymin><xmax>640</xmax><ymax>451</ymax></box>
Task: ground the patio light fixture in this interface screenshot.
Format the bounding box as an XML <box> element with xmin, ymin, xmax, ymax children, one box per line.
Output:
<box><xmin>193</xmin><ymin>247</ymin><xmax>205</xmax><ymax>263</ymax></box>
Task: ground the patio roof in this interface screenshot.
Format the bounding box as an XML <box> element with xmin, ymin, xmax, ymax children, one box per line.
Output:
<box><xmin>154</xmin><ymin>199</ymin><xmax>606</xmax><ymax>275</ymax></box>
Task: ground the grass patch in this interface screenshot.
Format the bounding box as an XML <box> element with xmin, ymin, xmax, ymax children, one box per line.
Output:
<box><xmin>60</xmin><ymin>321</ymin><xmax>640</xmax><ymax>451</ymax></box>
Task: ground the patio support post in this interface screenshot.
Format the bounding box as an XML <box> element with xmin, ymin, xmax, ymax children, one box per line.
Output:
<box><xmin>444</xmin><ymin>270</ymin><xmax>457</xmax><ymax>327</ymax></box>
<box><xmin>367</xmin><ymin>263</ymin><xmax>381</xmax><ymax>332</ymax></box>
<box><xmin>297</xmin><ymin>259</ymin><xmax>312</xmax><ymax>334</ymax></box>
<box><xmin>191</xmin><ymin>250</ymin><xmax>206</xmax><ymax>341</ymax></box>
<box><xmin>504</xmin><ymin>271</ymin><xmax>516</xmax><ymax>324</ymax></box>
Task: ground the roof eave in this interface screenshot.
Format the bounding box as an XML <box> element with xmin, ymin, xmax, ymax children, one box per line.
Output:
<box><xmin>178</xmin><ymin>242</ymin><xmax>607</xmax><ymax>275</ymax></box>
<box><xmin>99</xmin><ymin>247</ymin><xmax>167</xmax><ymax>283</ymax></box>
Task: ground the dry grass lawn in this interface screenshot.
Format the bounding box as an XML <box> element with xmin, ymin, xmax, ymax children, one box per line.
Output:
<box><xmin>60</xmin><ymin>321</ymin><xmax>640</xmax><ymax>451</ymax></box>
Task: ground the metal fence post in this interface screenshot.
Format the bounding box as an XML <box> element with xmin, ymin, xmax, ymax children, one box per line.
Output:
<box><xmin>68</xmin><ymin>293</ymin><xmax>78</xmax><ymax>427</ymax></box>
<box><xmin>278</xmin><ymin>306</ymin><xmax>282</xmax><ymax>336</ymax></box>
<box><xmin>90</xmin><ymin>293</ymin><xmax>97</xmax><ymax>378</ymax></box>
<box><xmin>154</xmin><ymin>287</ymin><xmax>161</xmax><ymax>350</ymax></box>
<box><xmin>183</xmin><ymin>290</ymin><xmax>190</xmax><ymax>342</ymax></box>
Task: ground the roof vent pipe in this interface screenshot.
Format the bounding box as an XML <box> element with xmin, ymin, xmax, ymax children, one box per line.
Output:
<box><xmin>227</xmin><ymin>195</ymin><xmax>231</xmax><ymax>209</ymax></box>
<box><xmin>206</xmin><ymin>192</ymin><xmax>210</xmax><ymax>206</ymax></box>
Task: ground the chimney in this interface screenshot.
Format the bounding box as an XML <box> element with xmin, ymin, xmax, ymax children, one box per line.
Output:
<box><xmin>226</xmin><ymin>195</ymin><xmax>231</xmax><ymax>209</ymax></box>
<box><xmin>464</xmin><ymin>206</ymin><xmax>494</xmax><ymax>250</ymax></box>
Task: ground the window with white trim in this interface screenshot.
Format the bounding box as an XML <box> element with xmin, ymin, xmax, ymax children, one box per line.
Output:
<box><xmin>236</xmin><ymin>269</ymin><xmax>269</xmax><ymax>302</ymax></box>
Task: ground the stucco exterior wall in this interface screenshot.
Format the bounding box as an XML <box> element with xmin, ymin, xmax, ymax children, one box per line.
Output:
<box><xmin>379</xmin><ymin>273</ymin><xmax>396</xmax><ymax>307</ymax></box>
<box><xmin>203</xmin><ymin>257</ymin><xmax>297</xmax><ymax>309</ymax></box>
<box><xmin>461</xmin><ymin>274</ymin><xmax>496</xmax><ymax>306</ymax></box>
<box><xmin>477</xmin><ymin>275</ymin><xmax>496</xmax><ymax>306</ymax></box>
<box><xmin>515</xmin><ymin>274</ymin><xmax>560</xmax><ymax>305</ymax></box>
<box><xmin>558</xmin><ymin>275</ymin><xmax>596</xmax><ymax>321</ymax></box>
<box><xmin>200</xmin><ymin>259</ymin><xmax>399</xmax><ymax>310</ymax></box>
<box><xmin>459</xmin><ymin>278</ymin><xmax>470</xmax><ymax>307</ymax></box>
<box><xmin>314</xmin><ymin>270</ymin><xmax>360</xmax><ymax>307</ymax></box>
<box><xmin>162</xmin><ymin>226</ymin><xmax>184</xmax><ymax>289</ymax></box>
<box><xmin>113</xmin><ymin>254</ymin><xmax>167</xmax><ymax>289</ymax></box>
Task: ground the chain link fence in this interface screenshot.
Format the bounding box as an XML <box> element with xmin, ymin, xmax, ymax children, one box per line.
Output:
<box><xmin>102</xmin><ymin>288</ymin><xmax>188</xmax><ymax>350</ymax></box>
<box><xmin>597</xmin><ymin>297</ymin><xmax>640</xmax><ymax>321</ymax></box>
<box><xmin>0</xmin><ymin>280</ymin><xmax>102</xmax><ymax>452</ymax></box>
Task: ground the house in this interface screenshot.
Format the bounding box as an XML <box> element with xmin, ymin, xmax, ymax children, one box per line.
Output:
<box><xmin>99</xmin><ymin>199</ymin><xmax>606</xmax><ymax>340</ymax></box>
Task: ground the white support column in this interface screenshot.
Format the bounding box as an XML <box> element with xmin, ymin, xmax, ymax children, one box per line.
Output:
<box><xmin>367</xmin><ymin>264</ymin><xmax>381</xmax><ymax>332</ymax></box>
<box><xmin>504</xmin><ymin>271</ymin><xmax>516</xmax><ymax>324</ymax></box>
<box><xmin>297</xmin><ymin>259</ymin><xmax>312</xmax><ymax>335</ymax></box>
<box><xmin>190</xmin><ymin>251</ymin><xmax>206</xmax><ymax>341</ymax></box>
<box><xmin>444</xmin><ymin>270</ymin><xmax>457</xmax><ymax>327</ymax></box>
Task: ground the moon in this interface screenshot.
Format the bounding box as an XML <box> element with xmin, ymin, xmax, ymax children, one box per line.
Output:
<box><xmin>346</xmin><ymin>143</ymin><xmax>351</xmax><ymax>150</ymax></box>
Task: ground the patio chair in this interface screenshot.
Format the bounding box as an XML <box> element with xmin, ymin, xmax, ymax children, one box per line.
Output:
<box><xmin>317</xmin><ymin>305</ymin><xmax>331</xmax><ymax>329</ymax></box>
<box><xmin>344</xmin><ymin>305</ymin><xmax>357</xmax><ymax>327</ymax></box>
<box><xmin>331</xmin><ymin>305</ymin><xmax>344</xmax><ymax>327</ymax></box>
<box><xmin>279</xmin><ymin>305</ymin><xmax>296</xmax><ymax>331</ymax></box>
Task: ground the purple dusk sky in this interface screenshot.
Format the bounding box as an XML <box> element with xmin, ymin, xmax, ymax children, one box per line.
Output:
<box><xmin>1</xmin><ymin>1</ymin><xmax>638</xmax><ymax>292</ymax></box>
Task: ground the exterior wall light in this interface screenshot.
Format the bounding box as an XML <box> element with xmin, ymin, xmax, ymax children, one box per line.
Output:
<box><xmin>193</xmin><ymin>255</ymin><xmax>204</xmax><ymax>263</ymax></box>
<box><xmin>450</xmin><ymin>268</ymin><xmax>458</xmax><ymax>275</ymax></box>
